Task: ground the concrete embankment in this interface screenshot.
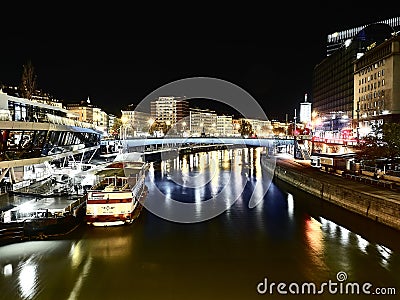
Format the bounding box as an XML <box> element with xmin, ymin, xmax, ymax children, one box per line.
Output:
<box><xmin>262</xmin><ymin>155</ymin><xmax>400</xmax><ymax>231</ymax></box>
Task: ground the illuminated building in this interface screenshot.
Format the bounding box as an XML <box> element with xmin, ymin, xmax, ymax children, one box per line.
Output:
<box><xmin>216</xmin><ymin>115</ymin><xmax>234</xmax><ymax>137</ymax></box>
<box><xmin>121</xmin><ymin>105</ymin><xmax>152</xmax><ymax>137</ymax></box>
<box><xmin>312</xmin><ymin>18</ymin><xmax>398</xmax><ymax>133</ymax></box>
<box><xmin>0</xmin><ymin>89</ymin><xmax>101</xmax><ymax>189</ymax></box>
<box><xmin>189</xmin><ymin>108</ymin><xmax>217</xmax><ymax>136</ymax></box>
<box><xmin>65</xmin><ymin>97</ymin><xmax>109</xmax><ymax>135</ymax></box>
<box><xmin>299</xmin><ymin>94</ymin><xmax>312</xmax><ymax>125</ymax></box>
<box><xmin>326</xmin><ymin>17</ymin><xmax>400</xmax><ymax>56</ymax></box>
<box><xmin>150</xmin><ymin>96</ymin><xmax>189</xmax><ymax>131</ymax></box>
<box><xmin>354</xmin><ymin>35</ymin><xmax>400</xmax><ymax>137</ymax></box>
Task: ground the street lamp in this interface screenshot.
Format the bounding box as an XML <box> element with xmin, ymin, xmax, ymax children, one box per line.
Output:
<box><xmin>293</xmin><ymin>109</ymin><xmax>297</xmax><ymax>159</ymax></box>
<box><xmin>165</xmin><ymin>120</ymin><xmax>171</xmax><ymax>136</ymax></box>
<box><xmin>120</xmin><ymin>115</ymin><xmax>128</xmax><ymax>140</ymax></box>
<box><xmin>147</xmin><ymin>118</ymin><xmax>155</xmax><ymax>136</ymax></box>
<box><xmin>356</xmin><ymin>100</ymin><xmax>360</xmax><ymax>144</ymax></box>
<box><xmin>148</xmin><ymin>118</ymin><xmax>155</xmax><ymax>126</ymax></box>
<box><xmin>182</xmin><ymin>121</ymin><xmax>186</xmax><ymax>136</ymax></box>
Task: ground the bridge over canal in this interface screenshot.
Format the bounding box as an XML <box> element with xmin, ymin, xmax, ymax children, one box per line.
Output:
<box><xmin>121</xmin><ymin>137</ymin><xmax>294</xmax><ymax>150</ymax></box>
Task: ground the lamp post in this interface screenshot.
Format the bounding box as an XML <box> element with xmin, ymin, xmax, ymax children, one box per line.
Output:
<box><xmin>293</xmin><ymin>109</ymin><xmax>297</xmax><ymax>159</ymax></box>
<box><xmin>356</xmin><ymin>100</ymin><xmax>360</xmax><ymax>144</ymax></box>
<box><xmin>182</xmin><ymin>121</ymin><xmax>186</xmax><ymax>137</ymax></box>
<box><xmin>120</xmin><ymin>115</ymin><xmax>128</xmax><ymax>140</ymax></box>
<box><xmin>147</xmin><ymin>118</ymin><xmax>155</xmax><ymax>136</ymax></box>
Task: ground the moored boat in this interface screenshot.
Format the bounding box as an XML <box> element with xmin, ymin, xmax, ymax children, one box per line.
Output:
<box><xmin>85</xmin><ymin>159</ymin><xmax>148</xmax><ymax>227</ymax></box>
<box><xmin>0</xmin><ymin>195</ymin><xmax>86</xmax><ymax>244</ymax></box>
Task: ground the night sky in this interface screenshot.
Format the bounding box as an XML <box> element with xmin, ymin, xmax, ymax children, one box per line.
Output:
<box><xmin>1</xmin><ymin>9</ymin><xmax>399</xmax><ymax>121</ymax></box>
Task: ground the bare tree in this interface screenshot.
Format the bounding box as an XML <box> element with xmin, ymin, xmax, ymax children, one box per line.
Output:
<box><xmin>19</xmin><ymin>60</ymin><xmax>37</xmax><ymax>100</ymax></box>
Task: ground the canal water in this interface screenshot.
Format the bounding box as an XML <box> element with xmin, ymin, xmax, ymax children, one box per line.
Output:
<box><xmin>0</xmin><ymin>147</ymin><xmax>399</xmax><ymax>300</ymax></box>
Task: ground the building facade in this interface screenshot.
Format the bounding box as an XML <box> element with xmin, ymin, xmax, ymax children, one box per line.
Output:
<box><xmin>353</xmin><ymin>35</ymin><xmax>400</xmax><ymax>138</ymax></box>
<box><xmin>189</xmin><ymin>108</ymin><xmax>217</xmax><ymax>136</ymax></box>
<box><xmin>65</xmin><ymin>97</ymin><xmax>109</xmax><ymax>136</ymax></box>
<box><xmin>150</xmin><ymin>96</ymin><xmax>189</xmax><ymax>131</ymax></box>
<box><xmin>299</xmin><ymin>94</ymin><xmax>312</xmax><ymax>125</ymax></box>
<box><xmin>121</xmin><ymin>105</ymin><xmax>152</xmax><ymax>137</ymax></box>
<box><xmin>216</xmin><ymin>115</ymin><xmax>234</xmax><ymax>136</ymax></box>
<box><xmin>312</xmin><ymin>21</ymin><xmax>396</xmax><ymax>135</ymax></box>
<box><xmin>326</xmin><ymin>17</ymin><xmax>400</xmax><ymax>56</ymax></box>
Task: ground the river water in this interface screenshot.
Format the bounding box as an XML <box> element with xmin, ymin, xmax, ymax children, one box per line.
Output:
<box><xmin>0</xmin><ymin>147</ymin><xmax>399</xmax><ymax>300</ymax></box>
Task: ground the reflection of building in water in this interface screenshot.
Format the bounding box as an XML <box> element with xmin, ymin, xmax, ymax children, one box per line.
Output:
<box><xmin>87</xmin><ymin>230</ymin><xmax>134</xmax><ymax>259</ymax></box>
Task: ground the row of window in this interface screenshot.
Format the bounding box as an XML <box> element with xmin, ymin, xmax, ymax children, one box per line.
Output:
<box><xmin>8</xmin><ymin>100</ymin><xmax>66</xmax><ymax>122</ymax></box>
<box><xmin>358</xmin><ymin>69</ymin><xmax>385</xmax><ymax>85</ymax></box>
<box><xmin>358</xmin><ymin>79</ymin><xmax>385</xmax><ymax>93</ymax></box>
<box><xmin>359</xmin><ymin>59</ymin><xmax>385</xmax><ymax>75</ymax></box>
<box><xmin>361</xmin><ymin>110</ymin><xmax>387</xmax><ymax>117</ymax></box>
<box><xmin>358</xmin><ymin>89</ymin><xmax>385</xmax><ymax>102</ymax></box>
<box><xmin>359</xmin><ymin>99</ymin><xmax>385</xmax><ymax>110</ymax></box>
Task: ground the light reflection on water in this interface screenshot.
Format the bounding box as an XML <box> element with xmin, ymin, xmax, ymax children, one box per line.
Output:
<box><xmin>0</xmin><ymin>147</ymin><xmax>399</xmax><ymax>300</ymax></box>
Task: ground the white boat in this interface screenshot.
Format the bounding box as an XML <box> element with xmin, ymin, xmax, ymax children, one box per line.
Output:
<box><xmin>85</xmin><ymin>160</ymin><xmax>148</xmax><ymax>227</ymax></box>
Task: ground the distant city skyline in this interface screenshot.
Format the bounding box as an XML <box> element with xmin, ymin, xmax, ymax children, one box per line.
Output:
<box><xmin>1</xmin><ymin>11</ymin><xmax>399</xmax><ymax>121</ymax></box>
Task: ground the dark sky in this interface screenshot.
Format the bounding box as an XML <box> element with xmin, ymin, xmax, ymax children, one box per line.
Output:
<box><xmin>1</xmin><ymin>10</ymin><xmax>399</xmax><ymax>121</ymax></box>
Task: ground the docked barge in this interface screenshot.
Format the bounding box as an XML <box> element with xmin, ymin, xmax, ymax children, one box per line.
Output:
<box><xmin>85</xmin><ymin>159</ymin><xmax>148</xmax><ymax>227</ymax></box>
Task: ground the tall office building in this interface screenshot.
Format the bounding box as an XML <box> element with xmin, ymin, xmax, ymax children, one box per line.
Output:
<box><xmin>216</xmin><ymin>115</ymin><xmax>234</xmax><ymax>137</ymax></box>
<box><xmin>299</xmin><ymin>93</ymin><xmax>312</xmax><ymax>124</ymax></box>
<box><xmin>326</xmin><ymin>17</ymin><xmax>400</xmax><ymax>56</ymax></box>
<box><xmin>150</xmin><ymin>96</ymin><xmax>189</xmax><ymax>130</ymax></box>
<box><xmin>189</xmin><ymin>108</ymin><xmax>217</xmax><ymax>136</ymax></box>
<box><xmin>353</xmin><ymin>35</ymin><xmax>400</xmax><ymax>138</ymax></box>
<box><xmin>312</xmin><ymin>18</ymin><xmax>398</xmax><ymax>133</ymax></box>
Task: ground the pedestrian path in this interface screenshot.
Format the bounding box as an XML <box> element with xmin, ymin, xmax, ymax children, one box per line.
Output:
<box><xmin>274</xmin><ymin>153</ymin><xmax>400</xmax><ymax>203</ymax></box>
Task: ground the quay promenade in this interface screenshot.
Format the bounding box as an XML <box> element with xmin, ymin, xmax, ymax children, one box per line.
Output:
<box><xmin>269</xmin><ymin>153</ymin><xmax>400</xmax><ymax>231</ymax></box>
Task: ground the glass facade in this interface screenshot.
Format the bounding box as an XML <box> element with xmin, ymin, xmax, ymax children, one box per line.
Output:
<box><xmin>312</xmin><ymin>23</ymin><xmax>395</xmax><ymax>133</ymax></box>
<box><xmin>0</xmin><ymin>95</ymin><xmax>101</xmax><ymax>162</ymax></box>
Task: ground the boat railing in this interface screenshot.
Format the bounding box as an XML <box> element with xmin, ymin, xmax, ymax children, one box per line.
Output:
<box><xmin>65</xmin><ymin>195</ymin><xmax>86</xmax><ymax>215</ymax></box>
<box><xmin>131</xmin><ymin>175</ymin><xmax>145</xmax><ymax>197</ymax></box>
<box><xmin>89</xmin><ymin>176</ymin><xmax>131</xmax><ymax>192</ymax></box>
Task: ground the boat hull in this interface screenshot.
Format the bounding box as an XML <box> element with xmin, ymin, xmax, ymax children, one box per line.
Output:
<box><xmin>86</xmin><ymin>203</ymin><xmax>143</xmax><ymax>227</ymax></box>
<box><xmin>84</xmin><ymin>159</ymin><xmax>148</xmax><ymax>227</ymax></box>
<box><xmin>0</xmin><ymin>206</ymin><xmax>85</xmax><ymax>245</ymax></box>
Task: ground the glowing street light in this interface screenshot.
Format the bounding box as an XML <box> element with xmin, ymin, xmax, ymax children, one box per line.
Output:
<box><xmin>147</xmin><ymin>118</ymin><xmax>155</xmax><ymax>126</ymax></box>
<box><xmin>120</xmin><ymin>115</ymin><xmax>129</xmax><ymax>140</ymax></box>
<box><xmin>182</xmin><ymin>121</ymin><xmax>187</xmax><ymax>136</ymax></box>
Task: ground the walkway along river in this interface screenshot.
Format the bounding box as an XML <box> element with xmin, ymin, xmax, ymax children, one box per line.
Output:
<box><xmin>267</xmin><ymin>153</ymin><xmax>400</xmax><ymax>231</ymax></box>
<box><xmin>0</xmin><ymin>147</ymin><xmax>399</xmax><ymax>299</ymax></box>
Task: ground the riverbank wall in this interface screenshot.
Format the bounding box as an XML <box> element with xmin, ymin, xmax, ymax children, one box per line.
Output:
<box><xmin>262</xmin><ymin>156</ymin><xmax>400</xmax><ymax>231</ymax></box>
